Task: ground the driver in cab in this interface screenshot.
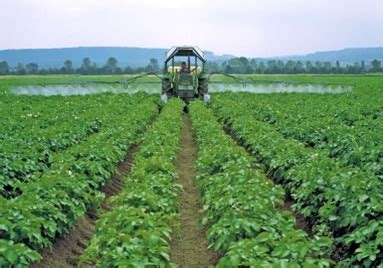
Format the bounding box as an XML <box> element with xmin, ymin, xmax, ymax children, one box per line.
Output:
<box><xmin>179</xmin><ymin>61</ymin><xmax>189</xmax><ymax>74</ymax></box>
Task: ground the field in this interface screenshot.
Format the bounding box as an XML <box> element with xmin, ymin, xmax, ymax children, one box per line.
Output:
<box><xmin>0</xmin><ymin>75</ymin><xmax>382</xmax><ymax>267</ymax></box>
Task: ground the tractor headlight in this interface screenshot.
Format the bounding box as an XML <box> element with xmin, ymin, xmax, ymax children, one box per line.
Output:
<box><xmin>161</xmin><ymin>93</ymin><xmax>168</xmax><ymax>103</ymax></box>
<box><xmin>203</xmin><ymin>94</ymin><xmax>211</xmax><ymax>103</ymax></box>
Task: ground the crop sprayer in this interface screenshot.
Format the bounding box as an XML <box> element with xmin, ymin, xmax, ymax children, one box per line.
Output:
<box><xmin>43</xmin><ymin>46</ymin><xmax>250</xmax><ymax>104</ymax></box>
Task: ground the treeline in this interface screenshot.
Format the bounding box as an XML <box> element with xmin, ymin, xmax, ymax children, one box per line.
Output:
<box><xmin>0</xmin><ymin>57</ymin><xmax>160</xmax><ymax>75</ymax></box>
<box><xmin>209</xmin><ymin>57</ymin><xmax>383</xmax><ymax>74</ymax></box>
<box><xmin>0</xmin><ymin>56</ymin><xmax>382</xmax><ymax>75</ymax></box>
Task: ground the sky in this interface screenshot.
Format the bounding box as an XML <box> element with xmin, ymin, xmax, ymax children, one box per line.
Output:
<box><xmin>1</xmin><ymin>0</ymin><xmax>382</xmax><ymax>57</ymax></box>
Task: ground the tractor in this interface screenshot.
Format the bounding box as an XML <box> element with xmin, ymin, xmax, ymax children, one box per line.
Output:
<box><xmin>161</xmin><ymin>46</ymin><xmax>210</xmax><ymax>103</ymax></box>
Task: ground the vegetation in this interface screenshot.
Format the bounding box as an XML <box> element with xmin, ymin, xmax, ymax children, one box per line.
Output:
<box><xmin>0</xmin><ymin>57</ymin><xmax>160</xmax><ymax>75</ymax></box>
<box><xmin>0</xmin><ymin>75</ymin><xmax>382</xmax><ymax>267</ymax></box>
<box><xmin>80</xmin><ymin>99</ymin><xmax>184</xmax><ymax>267</ymax></box>
<box><xmin>210</xmin><ymin>80</ymin><xmax>383</xmax><ymax>266</ymax></box>
<box><xmin>208</xmin><ymin>57</ymin><xmax>383</xmax><ymax>74</ymax></box>
<box><xmin>0</xmin><ymin>93</ymin><xmax>157</xmax><ymax>266</ymax></box>
<box><xmin>214</xmin><ymin>91</ymin><xmax>382</xmax><ymax>176</ymax></box>
<box><xmin>189</xmin><ymin>101</ymin><xmax>332</xmax><ymax>267</ymax></box>
<box><xmin>1</xmin><ymin>57</ymin><xmax>383</xmax><ymax>75</ymax></box>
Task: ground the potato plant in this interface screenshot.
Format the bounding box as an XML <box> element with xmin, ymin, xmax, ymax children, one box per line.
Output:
<box><xmin>211</xmin><ymin>96</ymin><xmax>383</xmax><ymax>266</ymax></box>
<box><xmin>189</xmin><ymin>101</ymin><xmax>332</xmax><ymax>267</ymax></box>
<box><xmin>80</xmin><ymin>99</ymin><xmax>184</xmax><ymax>267</ymax></box>
<box><xmin>0</xmin><ymin>94</ymin><xmax>158</xmax><ymax>267</ymax></box>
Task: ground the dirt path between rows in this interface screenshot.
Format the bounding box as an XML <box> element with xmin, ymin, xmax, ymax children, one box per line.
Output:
<box><xmin>170</xmin><ymin>114</ymin><xmax>218</xmax><ymax>268</ymax></box>
<box><xmin>32</xmin><ymin>145</ymin><xmax>138</xmax><ymax>268</ymax></box>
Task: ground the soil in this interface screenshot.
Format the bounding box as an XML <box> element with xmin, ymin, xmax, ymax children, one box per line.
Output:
<box><xmin>278</xmin><ymin>194</ymin><xmax>313</xmax><ymax>236</ymax></box>
<box><xmin>32</xmin><ymin>146</ymin><xmax>138</xmax><ymax>268</ymax></box>
<box><xmin>170</xmin><ymin>114</ymin><xmax>219</xmax><ymax>268</ymax></box>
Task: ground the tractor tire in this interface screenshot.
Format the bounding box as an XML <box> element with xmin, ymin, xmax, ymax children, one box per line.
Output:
<box><xmin>198</xmin><ymin>78</ymin><xmax>208</xmax><ymax>96</ymax></box>
<box><xmin>162</xmin><ymin>79</ymin><xmax>172</xmax><ymax>95</ymax></box>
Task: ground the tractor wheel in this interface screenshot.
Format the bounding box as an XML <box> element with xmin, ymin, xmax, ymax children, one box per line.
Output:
<box><xmin>198</xmin><ymin>78</ymin><xmax>208</xmax><ymax>96</ymax></box>
<box><xmin>162</xmin><ymin>79</ymin><xmax>172</xmax><ymax>95</ymax></box>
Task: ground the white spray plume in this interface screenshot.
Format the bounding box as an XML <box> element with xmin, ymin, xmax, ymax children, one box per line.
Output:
<box><xmin>11</xmin><ymin>84</ymin><xmax>160</xmax><ymax>96</ymax></box>
<box><xmin>11</xmin><ymin>83</ymin><xmax>351</xmax><ymax>96</ymax></box>
<box><xmin>209</xmin><ymin>83</ymin><xmax>351</xmax><ymax>94</ymax></box>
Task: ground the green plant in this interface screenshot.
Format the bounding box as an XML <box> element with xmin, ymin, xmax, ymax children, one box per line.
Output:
<box><xmin>211</xmin><ymin>95</ymin><xmax>383</xmax><ymax>266</ymax></box>
<box><xmin>0</xmin><ymin>93</ymin><xmax>158</xmax><ymax>266</ymax></box>
<box><xmin>80</xmin><ymin>99</ymin><xmax>184</xmax><ymax>267</ymax></box>
<box><xmin>189</xmin><ymin>101</ymin><xmax>332</xmax><ymax>266</ymax></box>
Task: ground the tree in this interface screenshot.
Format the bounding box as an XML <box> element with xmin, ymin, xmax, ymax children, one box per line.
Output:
<box><xmin>361</xmin><ymin>60</ymin><xmax>365</xmax><ymax>73</ymax></box>
<box><xmin>124</xmin><ymin>66</ymin><xmax>134</xmax><ymax>74</ymax></box>
<box><xmin>295</xmin><ymin>61</ymin><xmax>305</xmax><ymax>73</ymax></box>
<box><xmin>207</xmin><ymin>62</ymin><xmax>220</xmax><ymax>72</ymax></box>
<box><xmin>335</xmin><ymin>61</ymin><xmax>341</xmax><ymax>74</ymax></box>
<box><xmin>352</xmin><ymin>62</ymin><xmax>361</xmax><ymax>74</ymax></box>
<box><xmin>138</xmin><ymin>67</ymin><xmax>146</xmax><ymax>73</ymax></box>
<box><xmin>224</xmin><ymin>64</ymin><xmax>233</xmax><ymax>74</ymax></box>
<box><xmin>104</xmin><ymin>57</ymin><xmax>119</xmax><ymax>74</ymax></box>
<box><xmin>249</xmin><ymin>59</ymin><xmax>258</xmax><ymax>71</ymax></box>
<box><xmin>266</xmin><ymin>60</ymin><xmax>277</xmax><ymax>74</ymax></box>
<box><xmin>225</xmin><ymin>57</ymin><xmax>250</xmax><ymax>73</ymax></box>
<box><xmin>314</xmin><ymin>61</ymin><xmax>323</xmax><ymax>73</ymax></box>
<box><xmin>63</xmin><ymin>60</ymin><xmax>73</xmax><ymax>74</ymax></box>
<box><xmin>245</xmin><ymin>66</ymin><xmax>254</xmax><ymax>74</ymax></box>
<box><xmin>145</xmin><ymin>58</ymin><xmax>160</xmax><ymax>73</ymax></box>
<box><xmin>371</xmin><ymin>59</ymin><xmax>381</xmax><ymax>72</ymax></box>
<box><xmin>25</xmin><ymin>63</ymin><xmax>39</xmax><ymax>74</ymax></box>
<box><xmin>306</xmin><ymin>61</ymin><xmax>313</xmax><ymax>73</ymax></box>
<box><xmin>0</xmin><ymin>61</ymin><xmax>9</xmax><ymax>75</ymax></box>
<box><xmin>16</xmin><ymin>63</ymin><xmax>26</xmax><ymax>75</ymax></box>
<box><xmin>285</xmin><ymin>60</ymin><xmax>296</xmax><ymax>74</ymax></box>
<box><xmin>257</xmin><ymin>62</ymin><xmax>266</xmax><ymax>74</ymax></box>
<box><xmin>238</xmin><ymin>57</ymin><xmax>250</xmax><ymax>71</ymax></box>
<box><xmin>81</xmin><ymin>57</ymin><xmax>92</xmax><ymax>74</ymax></box>
<box><xmin>323</xmin><ymin>61</ymin><xmax>332</xmax><ymax>74</ymax></box>
<box><xmin>276</xmin><ymin>61</ymin><xmax>285</xmax><ymax>73</ymax></box>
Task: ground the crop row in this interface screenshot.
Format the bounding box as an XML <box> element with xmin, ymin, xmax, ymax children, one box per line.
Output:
<box><xmin>189</xmin><ymin>101</ymin><xmax>332</xmax><ymax>267</ymax></box>
<box><xmin>215</xmin><ymin>92</ymin><xmax>382</xmax><ymax>177</ymax></box>
<box><xmin>211</xmin><ymin>98</ymin><xmax>383</xmax><ymax>266</ymax></box>
<box><xmin>0</xmin><ymin>94</ymin><xmax>158</xmax><ymax>267</ymax></box>
<box><xmin>1</xmin><ymin>94</ymin><xmax>147</xmax><ymax>198</ymax></box>
<box><xmin>80</xmin><ymin>99</ymin><xmax>184</xmax><ymax>267</ymax></box>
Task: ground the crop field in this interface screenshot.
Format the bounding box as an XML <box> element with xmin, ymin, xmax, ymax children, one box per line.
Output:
<box><xmin>0</xmin><ymin>75</ymin><xmax>382</xmax><ymax>267</ymax></box>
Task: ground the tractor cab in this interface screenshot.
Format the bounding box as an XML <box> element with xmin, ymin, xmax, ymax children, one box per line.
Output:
<box><xmin>161</xmin><ymin>46</ymin><xmax>209</xmax><ymax>103</ymax></box>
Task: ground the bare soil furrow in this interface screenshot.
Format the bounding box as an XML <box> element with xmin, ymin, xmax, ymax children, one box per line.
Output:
<box><xmin>170</xmin><ymin>114</ymin><xmax>218</xmax><ymax>268</ymax></box>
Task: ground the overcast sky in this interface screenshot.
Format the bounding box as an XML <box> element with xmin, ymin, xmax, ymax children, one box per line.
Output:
<box><xmin>1</xmin><ymin>0</ymin><xmax>382</xmax><ymax>57</ymax></box>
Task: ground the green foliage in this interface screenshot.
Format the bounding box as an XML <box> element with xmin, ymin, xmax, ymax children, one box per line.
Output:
<box><xmin>211</xmin><ymin>92</ymin><xmax>383</xmax><ymax>266</ymax></box>
<box><xmin>216</xmin><ymin>89</ymin><xmax>382</xmax><ymax>177</ymax></box>
<box><xmin>189</xmin><ymin>101</ymin><xmax>332</xmax><ymax>266</ymax></box>
<box><xmin>0</xmin><ymin>61</ymin><xmax>10</xmax><ymax>75</ymax></box>
<box><xmin>1</xmin><ymin>74</ymin><xmax>382</xmax><ymax>266</ymax></box>
<box><xmin>218</xmin><ymin>235</ymin><xmax>332</xmax><ymax>267</ymax></box>
<box><xmin>219</xmin><ymin>58</ymin><xmax>382</xmax><ymax>74</ymax></box>
<box><xmin>0</xmin><ymin>94</ymin><xmax>111</xmax><ymax>198</ymax></box>
<box><xmin>0</xmin><ymin>240</ymin><xmax>41</xmax><ymax>268</ymax></box>
<box><xmin>80</xmin><ymin>99</ymin><xmax>184</xmax><ymax>267</ymax></box>
<box><xmin>0</xmin><ymin>93</ymin><xmax>158</xmax><ymax>266</ymax></box>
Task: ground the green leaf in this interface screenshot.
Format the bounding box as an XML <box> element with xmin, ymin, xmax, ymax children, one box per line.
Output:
<box><xmin>4</xmin><ymin>249</ymin><xmax>18</xmax><ymax>264</ymax></box>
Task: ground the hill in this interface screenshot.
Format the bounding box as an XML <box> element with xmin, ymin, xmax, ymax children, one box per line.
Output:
<box><xmin>0</xmin><ymin>47</ymin><xmax>234</xmax><ymax>68</ymax></box>
<box><xmin>1</xmin><ymin>47</ymin><xmax>383</xmax><ymax>69</ymax></box>
<box><xmin>275</xmin><ymin>47</ymin><xmax>383</xmax><ymax>64</ymax></box>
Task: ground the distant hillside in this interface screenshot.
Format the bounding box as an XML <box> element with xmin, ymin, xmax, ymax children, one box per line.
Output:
<box><xmin>275</xmin><ymin>47</ymin><xmax>383</xmax><ymax>64</ymax></box>
<box><xmin>1</xmin><ymin>47</ymin><xmax>382</xmax><ymax>69</ymax></box>
<box><xmin>0</xmin><ymin>47</ymin><xmax>234</xmax><ymax>68</ymax></box>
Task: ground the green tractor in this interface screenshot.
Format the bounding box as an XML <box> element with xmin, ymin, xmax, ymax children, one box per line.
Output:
<box><xmin>161</xmin><ymin>46</ymin><xmax>210</xmax><ymax>103</ymax></box>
